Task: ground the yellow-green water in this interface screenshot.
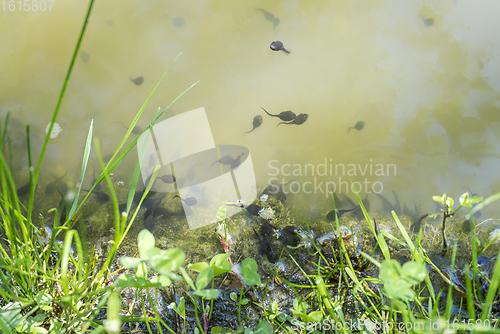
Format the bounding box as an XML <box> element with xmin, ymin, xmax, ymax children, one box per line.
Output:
<box><xmin>1</xmin><ymin>0</ymin><xmax>500</xmax><ymax>238</ymax></box>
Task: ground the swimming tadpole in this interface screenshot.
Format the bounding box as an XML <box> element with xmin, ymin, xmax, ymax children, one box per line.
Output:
<box><xmin>422</xmin><ymin>17</ymin><xmax>434</xmax><ymax>26</ymax></box>
<box><xmin>277</xmin><ymin>113</ymin><xmax>308</xmax><ymax>126</ymax></box>
<box><xmin>326</xmin><ymin>206</ymin><xmax>360</xmax><ymax>221</ymax></box>
<box><xmin>45</xmin><ymin>171</ymin><xmax>68</xmax><ymax>195</ymax></box>
<box><xmin>260</xmin><ymin>220</ymin><xmax>277</xmax><ymax>237</ymax></box>
<box><xmin>210</xmin><ymin>152</ymin><xmax>244</xmax><ymax>169</ymax></box>
<box><xmin>410</xmin><ymin>213</ymin><xmax>429</xmax><ymax>234</ymax></box>
<box><xmin>130</xmin><ymin>76</ymin><xmax>144</xmax><ymax>86</ymax></box>
<box><xmin>254</xmin><ymin>9</ymin><xmax>280</xmax><ymax>29</ymax></box>
<box><xmin>119</xmin><ymin>122</ymin><xmax>142</xmax><ymax>135</ymax></box>
<box><xmin>80</xmin><ymin>51</ymin><xmax>90</xmax><ymax>63</ymax></box>
<box><xmin>269</xmin><ymin>41</ymin><xmax>290</xmax><ymax>54</ymax></box>
<box><xmin>245</xmin><ymin>115</ymin><xmax>263</xmax><ymax>133</ymax></box>
<box><xmin>252</xmin><ymin>227</ymin><xmax>278</xmax><ymax>263</ymax></box>
<box><xmin>173</xmin><ymin>195</ymin><xmax>197</xmax><ymax>206</ymax></box>
<box><xmin>348</xmin><ymin>121</ymin><xmax>365</xmax><ymax>134</ymax></box>
<box><xmin>82</xmin><ymin>189</ymin><xmax>110</xmax><ymax>202</ymax></box>
<box><xmin>261</xmin><ymin>107</ymin><xmax>295</xmax><ymax>122</ymax></box>
<box><xmin>159</xmin><ymin>174</ymin><xmax>176</xmax><ymax>184</ymax></box>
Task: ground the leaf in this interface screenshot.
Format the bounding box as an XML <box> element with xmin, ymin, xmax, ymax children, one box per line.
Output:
<box><xmin>253</xmin><ymin>320</ymin><xmax>273</xmax><ymax>334</ymax></box>
<box><xmin>180</xmin><ymin>267</ymin><xmax>196</xmax><ymax>291</ymax></box>
<box><xmin>0</xmin><ymin>302</ymin><xmax>23</xmax><ymax>330</ymax></box>
<box><xmin>307</xmin><ymin>311</ymin><xmax>323</xmax><ymax>322</ymax></box>
<box><xmin>150</xmin><ymin>248</ymin><xmax>185</xmax><ymax>274</ymax></box>
<box><xmin>238</xmin><ymin>298</ymin><xmax>249</xmax><ymax>306</ymax></box>
<box><xmin>151</xmin><ymin>275</ymin><xmax>172</xmax><ymax>287</ymax></box>
<box><xmin>241</xmin><ymin>258</ymin><xmax>261</xmax><ymax>286</ymax></box>
<box><xmin>379</xmin><ymin>260</ymin><xmax>402</xmax><ymax>282</ymax></box>
<box><xmin>210</xmin><ymin>253</ymin><xmax>231</xmax><ymax>267</ymax></box>
<box><xmin>382</xmin><ymin>281</ymin><xmax>414</xmax><ymax>301</ymax></box>
<box><xmin>432</xmin><ymin>195</ymin><xmax>443</xmax><ymax>203</ymax></box>
<box><xmin>188</xmin><ymin>262</ymin><xmax>209</xmax><ymax>273</ymax></box>
<box><xmin>470</xmin><ymin>196</ymin><xmax>482</xmax><ymax>204</ymax></box>
<box><xmin>170</xmin><ymin>297</ymin><xmax>185</xmax><ymax>319</ymax></box>
<box><xmin>210</xmin><ymin>253</ymin><xmax>232</xmax><ymax>276</ymax></box>
<box><xmin>229</xmin><ymin>292</ymin><xmax>237</xmax><ymax>302</ymax></box>
<box><xmin>120</xmin><ymin>257</ymin><xmax>142</xmax><ymax>269</ymax></box>
<box><xmin>459</xmin><ymin>192</ymin><xmax>469</xmax><ymax>206</ymax></box>
<box><xmin>196</xmin><ymin>266</ymin><xmax>214</xmax><ymax>290</ymax></box>
<box><xmin>194</xmin><ymin>289</ymin><xmax>220</xmax><ymax>299</ymax></box>
<box><xmin>34</xmin><ymin>290</ymin><xmax>53</xmax><ymax>311</ymax></box>
<box><xmin>445</xmin><ymin>197</ymin><xmax>454</xmax><ymax>209</ymax></box>
<box><xmin>138</xmin><ymin>229</ymin><xmax>155</xmax><ymax>259</ymax></box>
<box><xmin>69</xmin><ymin>120</ymin><xmax>92</xmax><ymax>220</ymax></box>
<box><xmin>401</xmin><ymin>262</ymin><xmax>426</xmax><ymax>285</ymax></box>
<box><xmin>216</xmin><ymin>205</ymin><xmax>227</xmax><ymax>221</ymax></box>
<box><xmin>136</xmin><ymin>262</ymin><xmax>147</xmax><ymax>278</ymax></box>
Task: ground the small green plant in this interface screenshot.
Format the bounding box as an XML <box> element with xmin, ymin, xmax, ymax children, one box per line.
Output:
<box><xmin>433</xmin><ymin>192</ymin><xmax>482</xmax><ymax>249</ymax></box>
<box><xmin>379</xmin><ymin>259</ymin><xmax>426</xmax><ymax>302</ymax></box>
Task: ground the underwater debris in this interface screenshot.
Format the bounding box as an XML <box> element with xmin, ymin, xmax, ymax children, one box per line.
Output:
<box><xmin>488</xmin><ymin>228</ymin><xmax>500</xmax><ymax>245</ymax></box>
<box><xmin>258</xmin><ymin>207</ymin><xmax>274</xmax><ymax>219</ymax></box>
<box><xmin>317</xmin><ymin>226</ymin><xmax>357</xmax><ymax>249</ymax></box>
<box><xmin>45</xmin><ymin>121</ymin><xmax>62</xmax><ymax>139</ymax></box>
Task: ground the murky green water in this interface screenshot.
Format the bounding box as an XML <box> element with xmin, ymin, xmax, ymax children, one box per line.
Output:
<box><xmin>1</xmin><ymin>0</ymin><xmax>500</xmax><ymax>256</ymax></box>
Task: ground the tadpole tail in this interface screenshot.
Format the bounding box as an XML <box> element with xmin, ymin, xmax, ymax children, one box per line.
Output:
<box><xmin>348</xmin><ymin>127</ymin><xmax>352</xmax><ymax>134</ymax></box>
<box><xmin>252</xmin><ymin>227</ymin><xmax>260</xmax><ymax>240</ymax></box>
<box><xmin>282</xmin><ymin>48</ymin><xmax>290</xmax><ymax>54</ymax></box>
<box><xmin>118</xmin><ymin>121</ymin><xmax>129</xmax><ymax>130</ymax></box>
<box><xmin>245</xmin><ymin>127</ymin><xmax>256</xmax><ymax>133</ymax></box>
<box><xmin>277</xmin><ymin>121</ymin><xmax>290</xmax><ymax>127</ymax></box>
<box><xmin>261</xmin><ymin>107</ymin><xmax>277</xmax><ymax>117</ymax></box>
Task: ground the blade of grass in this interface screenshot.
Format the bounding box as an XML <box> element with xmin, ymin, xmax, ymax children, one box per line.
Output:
<box><xmin>68</xmin><ymin>119</ymin><xmax>93</xmax><ymax>220</ymax></box>
<box><xmin>445</xmin><ymin>242</ymin><xmax>457</xmax><ymax>318</ymax></box>
<box><xmin>27</xmin><ymin>0</ymin><xmax>96</xmax><ymax>225</ymax></box>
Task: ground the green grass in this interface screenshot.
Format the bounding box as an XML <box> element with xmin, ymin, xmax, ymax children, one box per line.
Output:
<box><xmin>0</xmin><ymin>0</ymin><xmax>198</xmax><ymax>332</ymax></box>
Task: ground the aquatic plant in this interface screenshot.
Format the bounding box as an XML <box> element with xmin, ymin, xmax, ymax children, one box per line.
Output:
<box><xmin>433</xmin><ymin>192</ymin><xmax>482</xmax><ymax>250</ymax></box>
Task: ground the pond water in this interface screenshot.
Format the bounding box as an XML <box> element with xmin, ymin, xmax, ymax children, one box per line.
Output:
<box><xmin>1</xmin><ymin>0</ymin><xmax>500</xmax><ymax>254</ymax></box>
